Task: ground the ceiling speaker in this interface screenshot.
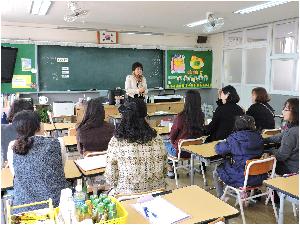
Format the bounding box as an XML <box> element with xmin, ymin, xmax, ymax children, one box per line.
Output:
<box><xmin>197</xmin><ymin>36</ymin><xmax>207</xmax><ymax>43</ymax></box>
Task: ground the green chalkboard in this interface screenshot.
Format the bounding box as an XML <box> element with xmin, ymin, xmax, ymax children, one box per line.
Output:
<box><xmin>38</xmin><ymin>45</ymin><xmax>163</xmax><ymax>91</ymax></box>
<box><xmin>1</xmin><ymin>43</ymin><xmax>36</xmax><ymax>94</ymax></box>
<box><xmin>165</xmin><ymin>50</ymin><xmax>212</xmax><ymax>89</ymax></box>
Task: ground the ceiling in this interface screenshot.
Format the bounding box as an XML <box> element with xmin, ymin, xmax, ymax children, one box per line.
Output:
<box><xmin>1</xmin><ymin>1</ymin><xmax>299</xmax><ymax>35</ymax></box>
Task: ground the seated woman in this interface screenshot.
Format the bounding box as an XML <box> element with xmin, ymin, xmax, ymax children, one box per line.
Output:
<box><xmin>246</xmin><ymin>87</ymin><xmax>275</xmax><ymax>131</ymax></box>
<box><xmin>7</xmin><ymin>110</ymin><xmax>69</xmax><ymax>213</ymax></box>
<box><xmin>264</xmin><ymin>98</ymin><xmax>299</xmax><ymax>175</ymax></box>
<box><xmin>213</xmin><ymin>115</ymin><xmax>265</xmax><ymax>198</ymax></box>
<box><xmin>166</xmin><ymin>90</ymin><xmax>205</xmax><ymax>177</ymax></box>
<box><xmin>205</xmin><ymin>85</ymin><xmax>244</xmax><ymax>142</ymax></box>
<box><xmin>76</xmin><ymin>97</ymin><xmax>114</xmax><ymax>155</ymax></box>
<box><xmin>105</xmin><ymin>98</ymin><xmax>167</xmax><ymax>195</ymax></box>
<box><xmin>1</xmin><ymin>99</ymin><xmax>34</xmax><ymax>166</ymax></box>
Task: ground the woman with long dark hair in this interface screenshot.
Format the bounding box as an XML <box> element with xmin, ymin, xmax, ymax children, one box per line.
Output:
<box><xmin>76</xmin><ymin>97</ymin><xmax>114</xmax><ymax>154</ymax></box>
<box><xmin>264</xmin><ymin>98</ymin><xmax>299</xmax><ymax>175</ymax></box>
<box><xmin>7</xmin><ymin>110</ymin><xmax>69</xmax><ymax>213</ymax></box>
<box><xmin>105</xmin><ymin>98</ymin><xmax>166</xmax><ymax>195</ymax></box>
<box><xmin>165</xmin><ymin>90</ymin><xmax>205</xmax><ymax>177</ymax></box>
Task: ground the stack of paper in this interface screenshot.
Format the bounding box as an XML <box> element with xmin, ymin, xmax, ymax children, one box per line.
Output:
<box><xmin>75</xmin><ymin>155</ymin><xmax>107</xmax><ymax>171</ymax></box>
<box><xmin>132</xmin><ymin>196</ymin><xmax>190</xmax><ymax>224</ymax></box>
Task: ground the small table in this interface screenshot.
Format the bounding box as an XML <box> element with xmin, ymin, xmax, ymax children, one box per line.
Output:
<box><xmin>264</xmin><ymin>175</ymin><xmax>299</xmax><ymax>224</ymax></box>
<box><xmin>122</xmin><ymin>185</ymin><xmax>239</xmax><ymax>224</ymax></box>
<box><xmin>183</xmin><ymin>141</ymin><xmax>222</xmax><ymax>186</ymax></box>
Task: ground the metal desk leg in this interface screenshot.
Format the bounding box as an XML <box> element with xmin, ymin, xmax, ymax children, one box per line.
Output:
<box><xmin>200</xmin><ymin>158</ymin><xmax>207</xmax><ymax>186</ymax></box>
<box><xmin>190</xmin><ymin>154</ymin><xmax>194</xmax><ymax>185</ymax></box>
<box><xmin>278</xmin><ymin>193</ymin><xmax>285</xmax><ymax>224</ymax></box>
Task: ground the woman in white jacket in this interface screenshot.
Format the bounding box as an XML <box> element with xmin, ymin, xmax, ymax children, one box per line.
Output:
<box><xmin>125</xmin><ymin>62</ymin><xmax>148</xmax><ymax>100</ymax></box>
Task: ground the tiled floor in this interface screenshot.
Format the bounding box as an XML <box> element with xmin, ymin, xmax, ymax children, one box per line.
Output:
<box><xmin>165</xmin><ymin>166</ymin><xmax>299</xmax><ymax>224</ymax></box>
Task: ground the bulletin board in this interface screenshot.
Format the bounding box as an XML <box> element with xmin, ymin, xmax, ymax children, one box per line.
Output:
<box><xmin>165</xmin><ymin>50</ymin><xmax>212</xmax><ymax>89</ymax></box>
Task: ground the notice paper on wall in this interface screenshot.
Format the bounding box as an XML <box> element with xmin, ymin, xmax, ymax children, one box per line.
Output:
<box><xmin>12</xmin><ymin>75</ymin><xmax>32</xmax><ymax>89</ymax></box>
<box><xmin>132</xmin><ymin>196</ymin><xmax>190</xmax><ymax>224</ymax></box>
<box><xmin>75</xmin><ymin>154</ymin><xmax>107</xmax><ymax>171</ymax></box>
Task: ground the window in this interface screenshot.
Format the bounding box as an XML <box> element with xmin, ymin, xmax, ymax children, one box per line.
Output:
<box><xmin>224</xmin><ymin>31</ymin><xmax>243</xmax><ymax>47</ymax></box>
<box><xmin>274</xmin><ymin>21</ymin><xmax>297</xmax><ymax>54</ymax></box>
<box><xmin>223</xmin><ymin>49</ymin><xmax>242</xmax><ymax>83</ymax></box>
<box><xmin>246</xmin><ymin>26</ymin><xmax>268</xmax><ymax>43</ymax></box>
<box><xmin>245</xmin><ymin>47</ymin><xmax>267</xmax><ymax>84</ymax></box>
<box><xmin>271</xmin><ymin>59</ymin><xmax>295</xmax><ymax>91</ymax></box>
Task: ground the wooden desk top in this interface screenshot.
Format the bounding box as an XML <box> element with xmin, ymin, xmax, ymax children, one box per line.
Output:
<box><xmin>75</xmin><ymin>162</ymin><xmax>105</xmax><ymax>176</ymax></box>
<box><xmin>262</xmin><ymin>133</ymin><xmax>275</xmax><ymax>139</ymax></box>
<box><xmin>147</xmin><ymin>111</ymin><xmax>177</xmax><ymax>117</ymax></box>
<box><xmin>1</xmin><ymin>168</ymin><xmax>13</xmax><ymax>190</ymax></box>
<box><xmin>109</xmin><ymin>114</ymin><xmax>122</xmax><ymax>119</ymax></box>
<box><xmin>1</xmin><ymin>160</ymin><xmax>81</xmax><ymax>190</ymax></box>
<box><xmin>42</xmin><ymin>123</ymin><xmax>76</xmax><ymax>131</ymax></box>
<box><xmin>122</xmin><ymin>185</ymin><xmax>239</xmax><ymax>224</ymax></box>
<box><xmin>153</xmin><ymin>126</ymin><xmax>170</xmax><ymax>135</ymax></box>
<box><xmin>63</xmin><ymin>136</ymin><xmax>77</xmax><ymax>146</ymax></box>
<box><xmin>183</xmin><ymin>141</ymin><xmax>220</xmax><ymax>158</ymax></box>
<box><xmin>264</xmin><ymin>175</ymin><xmax>299</xmax><ymax>199</ymax></box>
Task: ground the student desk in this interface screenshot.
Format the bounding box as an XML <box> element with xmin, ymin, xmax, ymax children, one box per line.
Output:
<box><xmin>183</xmin><ymin>141</ymin><xmax>222</xmax><ymax>186</ymax></box>
<box><xmin>63</xmin><ymin>135</ymin><xmax>77</xmax><ymax>146</ymax></box>
<box><xmin>122</xmin><ymin>185</ymin><xmax>239</xmax><ymax>224</ymax></box>
<box><xmin>109</xmin><ymin>112</ymin><xmax>177</xmax><ymax>128</ymax></box>
<box><xmin>1</xmin><ymin>160</ymin><xmax>81</xmax><ymax>191</ymax></box>
<box><xmin>1</xmin><ymin>168</ymin><xmax>13</xmax><ymax>191</ymax></box>
<box><xmin>153</xmin><ymin>126</ymin><xmax>170</xmax><ymax>135</ymax></box>
<box><xmin>42</xmin><ymin>123</ymin><xmax>76</xmax><ymax>137</ymax></box>
<box><xmin>264</xmin><ymin>175</ymin><xmax>299</xmax><ymax>224</ymax></box>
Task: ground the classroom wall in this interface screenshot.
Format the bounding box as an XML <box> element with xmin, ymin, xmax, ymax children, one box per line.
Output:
<box><xmin>1</xmin><ymin>22</ymin><xmax>203</xmax><ymax>47</ymax></box>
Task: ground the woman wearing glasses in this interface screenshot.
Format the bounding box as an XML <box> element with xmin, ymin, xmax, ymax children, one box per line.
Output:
<box><xmin>264</xmin><ymin>98</ymin><xmax>299</xmax><ymax>175</ymax></box>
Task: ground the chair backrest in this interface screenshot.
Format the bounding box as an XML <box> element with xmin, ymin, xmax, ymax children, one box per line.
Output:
<box><xmin>262</xmin><ymin>129</ymin><xmax>281</xmax><ymax>136</ymax></box>
<box><xmin>84</xmin><ymin>151</ymin><xmax>107</xmax><ymax>158</ymax></box>
<box><xmin>116</xmin><ymin>188</ymin><xmax>166</xmax><ymax>202</ymax></box>
<box><xmin>208</xmin><ymin>217</ymin><xmax>225</xmax><ymax>224</ymax></box>
<box><xmin>243</xmin><ymin>156</ymin><xmax>277</xmax><ymax>188</ymax></box>
<box><xmin>68</xmin><ymin>127</ymin><xmax>77</xmax><ymax>136</ymax></box>
<box><xmin>177</xmin><ymin>136</ymin><xmax>206</xmax><ymax>160</ymax></box>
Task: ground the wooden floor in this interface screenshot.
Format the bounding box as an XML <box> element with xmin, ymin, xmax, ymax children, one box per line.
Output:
<box><xmin>165</xmin><ymin>165</ymin><xmax>299</xmax><ymax>224</ymax></box>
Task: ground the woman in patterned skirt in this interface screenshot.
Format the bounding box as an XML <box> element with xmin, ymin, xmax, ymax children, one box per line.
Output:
<box><xmin>105</xmin><ymin>98</ymin><xmax>167</xmax><ymax>195</ymax></box>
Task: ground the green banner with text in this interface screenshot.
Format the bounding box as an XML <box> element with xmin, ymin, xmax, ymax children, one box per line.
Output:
<box><xmin>165</xmin><ymin>50</ymin><xmax>212</xmax><ymax>89</ymax></box>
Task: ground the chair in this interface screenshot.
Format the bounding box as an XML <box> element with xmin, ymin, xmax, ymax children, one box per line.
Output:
<box><xmin>208</xmin><ymin>217</ymin><xmax>225</xmax><ymax>224</ymax></box>
<box><xmin>168</xmin><ymin>136</ymin><xmax>206</xmax><ymax>188</ymax></box>
<box><xmin>115</xmin><ymin>188</ymin><xmax>166</xmax><ymax>202</ymax></box>
<box><xmin>84</xmin><ymin>151</ymin><xmax>107</xmax><ymax>194</ymax></box>
<box><xmin>262</xmin><ymin>129</ymin><xmax>281</xmax><ymax>136</ymax></box>
<box><xmin>68</xmin><ymin>127</ymin><xmax>77</xmax><ymax>136</ymax></box>
<box><xmin>221</xmin><ymin>156</ymin><xmax>277</xmax><ymax>224</ymax></box>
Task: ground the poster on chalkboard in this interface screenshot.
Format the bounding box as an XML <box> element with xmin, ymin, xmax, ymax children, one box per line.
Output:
<box><xmin>165</xmin><ymin>50</ymin><xmax>212</xmax><ymax>89</ymax></box>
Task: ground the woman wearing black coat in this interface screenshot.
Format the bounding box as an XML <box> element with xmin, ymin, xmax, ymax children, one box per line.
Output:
<box><xmin>205</xmin><ymin>85</ymin><xmax>244</xmax><ymax>142</ymax></box>
<box><xmin>246</xmin><ymin>87</ymin><xmax>275</xmax><ymax>132</ymax></box>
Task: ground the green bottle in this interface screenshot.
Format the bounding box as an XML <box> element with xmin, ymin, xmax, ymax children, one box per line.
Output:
<box><xmin>97</xmin><ymin>202</ymin><xmax>105</xmax><ymax>222</ymax></box>
<box><xmin>108</xmin><ymin>202</ymin><xmax>117</xmax><ymax>219</ymax></box>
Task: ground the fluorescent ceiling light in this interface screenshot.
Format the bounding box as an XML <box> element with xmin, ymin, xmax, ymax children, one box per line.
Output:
<box><xmin>30</xmin><ymin>0</ymin><xmax>51</xmax><ymax>15</ymax></box>
<box><xmin>127</xmin><ymin>32</ymin><xmax>135</xmax><ymax>35</ymax></box>
<box><xmin>234</xmin><ymin>0</ymin><xmax>291</xmax><ymax>14</ymax></box>
<box><xmin>143</xmin><ymin>33</ymin><xmax>152</xmax><ymax>36</ymax></box>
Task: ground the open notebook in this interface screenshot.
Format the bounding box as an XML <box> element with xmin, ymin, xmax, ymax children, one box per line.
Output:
<box><xmin>132</xmin><ymin>196</ymin><xmax>190</xmax><ymax>224</ymax></box>
<box><xmin>75</xmin><ymin>155</ymin><xmax>107</xmax><ymax>171</ymax></box>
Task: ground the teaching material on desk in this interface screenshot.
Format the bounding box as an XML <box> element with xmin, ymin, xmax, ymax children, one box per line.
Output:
<box><xmin>165</xmin><ymin>50</ymin><xmax>212</xmax><ymax>89</ymax></box>
<box><xmin>1</xmin><ymin>43</ymin><xmax>36</xmax><ymax>93</ymax></box>
<box><xmin>132</xmin><ymin>196</ymin><xmax>190</xmax><ymax>224</ymax></box>
<box><xmin>75</xmin><ymin>154</ymin><xmax>107</xmax><ymax>171</ymax></box>
<box><xmin>38</xmin><ymin>45</ymin><xmax>163</xmax><ymax>91</ymax></box>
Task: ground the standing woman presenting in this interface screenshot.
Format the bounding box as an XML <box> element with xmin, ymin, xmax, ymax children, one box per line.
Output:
<box><xmin>125</xmin><ymin>62</ymin><xmax>148</xmax><ymax>100</ymax></box>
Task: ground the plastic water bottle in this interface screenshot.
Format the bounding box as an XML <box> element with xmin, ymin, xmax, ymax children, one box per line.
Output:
<box><xmin>74</xmin><ymin>184</ymin><xmax>86</xmax><ymax>221</ymax></box>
